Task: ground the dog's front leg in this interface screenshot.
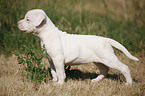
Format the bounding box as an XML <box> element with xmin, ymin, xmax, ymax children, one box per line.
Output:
<box><xmin>52</xmin><ymin>56</ymin><xmax>65</xmax><ymax>85</ymax></box>
<box><xmin>50</xmin><ymin>64</ymin><xmax>57</xmax><ymax>82</ymax></box>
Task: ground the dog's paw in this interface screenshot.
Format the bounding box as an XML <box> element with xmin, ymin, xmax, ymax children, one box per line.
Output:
<box><xmin>49</xmin><ymin>78</ymin><xmax>57</xmax><ymax>83</ymax></box>
<box><xmin>56</xmin><ymin>80</ymin><xmax>64</xmax><ymax>85</ymax></box>
<box><xmin>52</xmin><ymin>78</ymin><xmax>57</xmax><ymax>82</ymax></box>
<box><xmin>91</xmin><ymin>79</ymin><xmax>100</xmax><ymax>82</ymax></box>
<box><xmin>125</xmin><ymin>82</ymin><xmax>132</xmax><ymax>86</ymax></box>
<box><xmin>91</xmin><ymin>75</ymin><xmax>105</xmax><ymax>82</ymax></box>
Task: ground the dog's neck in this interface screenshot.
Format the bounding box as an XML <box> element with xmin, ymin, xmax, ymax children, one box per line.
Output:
<box><xmin>38</xmin><ymin>17</ymin><xmax>61</xmax><ymax>41</ymax></box>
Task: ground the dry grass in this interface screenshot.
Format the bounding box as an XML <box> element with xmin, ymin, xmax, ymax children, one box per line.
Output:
<box><xmin>80</xmin><ymin>0</ymin><xmax>145</xmax><ymax>23</ymax></box>
<box><xmin>0</xmin><ymin>51</ymin><xmax>145</xmax><ymax>96</ymax></box>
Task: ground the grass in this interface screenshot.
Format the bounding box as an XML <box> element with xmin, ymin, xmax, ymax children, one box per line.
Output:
<box><xmin>0</xmin><ymin>52</ymin><xmax>145</xmax><ymax>96</ymax></box>
<box><xmin>0</xmin><ymin>0</ymin><xmax>145</xmax><ymax>96</ymax></box>
<box><xmin>0</xmin><ymin>0</ymin><xmax>145</xmax><ymax>53</ymax></box>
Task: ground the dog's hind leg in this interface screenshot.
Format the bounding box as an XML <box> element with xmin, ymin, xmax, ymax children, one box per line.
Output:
<box><xmin>97</xmin><ymin>51</ymin><xmax>132</xmax><ymax>85</ymax></box>
<box><xmin>91</xmin><ymin>63</ymin><xmax>109</xmax><ymax>82</ymax></box>
<box><xmin>110</xmin><ymin>61</ymin><xmax>132</xmax><ymax>85</ymax></box>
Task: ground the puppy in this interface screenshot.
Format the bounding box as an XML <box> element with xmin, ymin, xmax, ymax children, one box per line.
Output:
<box><xmin>18</xmin><ymin>9</ymin><xmax>139</xmax><ymax>85</ymax></box>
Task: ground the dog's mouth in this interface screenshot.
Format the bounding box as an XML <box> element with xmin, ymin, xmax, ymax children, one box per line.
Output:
<box><xmin>18</xmin><ymin>26</ymin><xmax>36</xmax><ymax>34</ymax></box>
<box><xmin>18</xmin><ymin>24</ymin><xmax>33</xmax><ymax>34</ymax></box>
<box><xmin>17</xmin><ymin>21</ymin><xmax>39</xmax><ymax>36</ymax></box>
<box><xmin>18</xmin><ymin>24</ymin><xmax>27</xmax><ymax>32</ymax></box>
<box><xmin>26</xmin><ymin>31</ymin><xmax>34</xmax><ymax>34</ymax></box>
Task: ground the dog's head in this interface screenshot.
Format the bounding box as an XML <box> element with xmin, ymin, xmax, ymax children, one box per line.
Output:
<box><xmin>18</xmin><ymin>9</ymin><xmax>47</xmax><ymax>34</ymax></box>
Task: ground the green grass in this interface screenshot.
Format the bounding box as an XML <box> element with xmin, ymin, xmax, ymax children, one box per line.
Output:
<box><xmin>0</xmin><ymin>0</ymin><xmax>145</xmax><ymax>54</ymax></box>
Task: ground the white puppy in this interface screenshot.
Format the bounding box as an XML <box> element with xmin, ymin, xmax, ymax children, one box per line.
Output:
<box><xmin>18</xmin><ymin>9</ymin><xmax>139</xmax><ymax>85</ymax></box>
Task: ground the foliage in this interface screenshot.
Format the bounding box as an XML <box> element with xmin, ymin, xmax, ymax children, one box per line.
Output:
<box><xmin>0</xmin><ymin>0</ymin><xmax>145</xmax><ymax>54</ymax></box>
<box><xmin>14</xmin><ymin>42</ymin><xmax>49</xmax><ymax>83</ymax></box>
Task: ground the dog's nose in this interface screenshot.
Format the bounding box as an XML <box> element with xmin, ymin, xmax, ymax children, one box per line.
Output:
<box><xmin>17</xmin><ymin>21</ymin><xmax>20</xmax><ymax>25</ymax></box>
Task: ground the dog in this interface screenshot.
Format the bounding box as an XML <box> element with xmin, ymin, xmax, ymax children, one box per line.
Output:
<box><xmin>18</xmin><ymin>9</ymin><xmax>139</xmax><ymax>85</ymax></box>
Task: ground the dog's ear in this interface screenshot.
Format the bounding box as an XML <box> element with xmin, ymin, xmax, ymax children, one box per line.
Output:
<box><xmin>34</xmin><ymin>15</ymin><xmax>46</xmax><ymax>27</ymax></box>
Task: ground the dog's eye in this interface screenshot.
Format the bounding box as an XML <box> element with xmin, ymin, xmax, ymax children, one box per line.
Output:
<box><xmin>27</xmin><ymin>19</ymin><xmax>30</xmax><ymax>21</ymax></box>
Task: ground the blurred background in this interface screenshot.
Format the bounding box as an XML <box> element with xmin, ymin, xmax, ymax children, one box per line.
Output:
<box><xmin>0</xmin><ymin>0</ymin><xmax>145</xmax><ymax>54</ymax></box>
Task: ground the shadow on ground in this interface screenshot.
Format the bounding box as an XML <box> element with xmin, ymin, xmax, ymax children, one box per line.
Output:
<box><xmin>65</xmin><ymin>68</ymin><xmax>123</xmax><ymax>83</ymax></box>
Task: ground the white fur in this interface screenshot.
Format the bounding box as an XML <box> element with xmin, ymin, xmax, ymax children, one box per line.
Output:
<box><xmin>18</xmin><ymin>9</ymin><xmax>139</xmax><ymax>85</ymax></box>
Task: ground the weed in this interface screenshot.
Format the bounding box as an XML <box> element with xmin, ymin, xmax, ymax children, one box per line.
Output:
<box><xmin>14</xmin><ymin>42</ymin><xmax>49</xmax><ymax>83</ymax></box>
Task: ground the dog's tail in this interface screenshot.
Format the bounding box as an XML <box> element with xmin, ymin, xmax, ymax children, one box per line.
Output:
<box><xmin>106</xmin><ymin>38</ymin><xmax>139</xmax><ymax>61</ymax></box>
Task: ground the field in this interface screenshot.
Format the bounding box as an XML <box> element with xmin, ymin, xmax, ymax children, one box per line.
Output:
<box><xmin>0</xmin><ymin>0</ymin><xmax>145</xmax><ymax>96</ymax></box>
